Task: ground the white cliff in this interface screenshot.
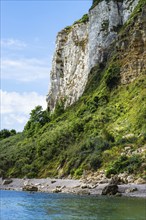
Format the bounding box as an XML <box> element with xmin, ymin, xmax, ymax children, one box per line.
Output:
<box><xmin>47</xmin><ymin>0</ymin><xmax>139</xmax><ymax>111</ymax></box>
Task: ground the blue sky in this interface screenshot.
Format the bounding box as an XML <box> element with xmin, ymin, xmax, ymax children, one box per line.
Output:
<box><xmin>1</xmin><ymin>0</ymin><xmax>92</xmax><ymax>131</ymax></box>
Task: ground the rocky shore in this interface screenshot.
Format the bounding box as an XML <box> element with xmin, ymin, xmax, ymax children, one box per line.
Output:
<box><xmin>0</xmin><ymin>177</ymin><xmax>146</xmax><ymax>198</ymax></box>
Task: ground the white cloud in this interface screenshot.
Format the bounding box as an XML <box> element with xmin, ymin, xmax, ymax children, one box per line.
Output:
<box><xmin>1</xmin><ymin>39</ymin><xmax>27</xmax><ymax>49</ymax></box>
<box><xmin>1</xmin><ymin>37</ymin><xmax>51</xmax><ymax>131</ymax></box>
<box><xmin>0</xmin><ymin>90</ymin><xmax>47</xmax><ymax>131</ymax></box>
<box><xmin>1</xmin><ymin>58</ymin><xmax>50</xmax><ymax>82</ymax></box>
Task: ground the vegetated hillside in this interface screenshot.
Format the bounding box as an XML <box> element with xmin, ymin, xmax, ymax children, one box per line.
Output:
<box><xmin>0</xmin><ymin>1</ymin><xmax>146</xmax><ymax>180</ymax></box>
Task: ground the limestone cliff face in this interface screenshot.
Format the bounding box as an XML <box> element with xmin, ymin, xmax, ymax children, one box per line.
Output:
<box><xmin>88</xmin><ymin>0</ymin><xmax>139</xmax><ymax>70</ymax></box>
<box><xmin>47</xmin><ymin>23</ymin><xmax>89</xmax><ymax>110</ymax></box>
<box><xmin>47</xmin><ymin>0</ymin><xmax>139</xmax><ymax>111</ymax></box>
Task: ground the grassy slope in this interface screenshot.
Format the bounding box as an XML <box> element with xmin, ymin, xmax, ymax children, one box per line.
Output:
<box><xmin>0</xmin><ymin>0</ymin><xmax>145</xmax><ymax>179</ymax></box>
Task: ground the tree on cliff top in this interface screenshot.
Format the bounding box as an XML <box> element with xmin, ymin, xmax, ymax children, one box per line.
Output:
<box><xmin>24</xmin><ymin>105</ymin><xmax>50</xmax><ymax>136</ymax></box>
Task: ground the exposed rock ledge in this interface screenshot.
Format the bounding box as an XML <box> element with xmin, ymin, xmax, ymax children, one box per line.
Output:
<box><xmin>0</xmin><ymin>178</ymin><xmax>146</xmax><ymax>198</ymax></box>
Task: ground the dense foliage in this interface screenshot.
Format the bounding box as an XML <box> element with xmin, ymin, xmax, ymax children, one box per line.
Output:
<box><xmin>0</xmin><ymin>129</ymin><xmax>16</xmax><ymax>141</ymax></box>
<box><xmin>24</xmin><ymin>105</ymin><xmax>50</xmax><ymax>136</ymax></box>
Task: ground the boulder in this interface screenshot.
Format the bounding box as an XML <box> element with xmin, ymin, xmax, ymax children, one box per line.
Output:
<box><xmin>127</xmin><ymin>175</ymin><xmax>135</xmax><ymax>183</ymax></box>
<box><xmin>115</xmin><ymin>192</ymin><xmax>122</xmax><ymax>197</ymax></box>
<box><xmin>22</xmin><ymin>185</ymin><xmax>38</xmax><ymax>192</ymax></box>
<box><xmin>2</xmin><ymin>178</ymin><xmax>13</xmax><ymax>185</ymax></box>
<box><xmin>52</xmin><ymin>188</ymin><xmax>62</xmax><ymax>193</ymax></box>
<box><xmin>102</xmin><ymin>184</ymin><xmax>118</xmax><ymax>195</ymax></box>
<box><xmin>99</xmin><ymin>179</ymin><xmax>109</xmax><ymax>184</ymax></box>
<box><xmin>118</xmin><ymin>173</ymin><xmax>128</xmax><ymax>184</ymax></box>
<box><xmin>125</xmin><ymin>187</ymin><xmax>138</xmax><ymax>193</ymax></box>
<box><xmin>88</xmin><ymin>184</ymin><xmax>97</xmax><ymax>189</ymax></box>
<box><xmin>73</xmin><ymin>185</ymin><xmax>81</xmax><ymax>189</ymax></box>
<box><xmin>77</xmin><ymin>189</ymin><xmax>90</xmax><ymax>195</ymax></box>
<box><xmin>135</xmin><ymin>178</ymin><xmax>146</xmax><ymax>184</ymax></box>
<box><xmin>81</xmin><ymin>184</ymin><xmax>88</xmax><ymax>189</ymax></box>
<box><xmin>51</xmin><ymin>180</ymin><xmax>56</xmax><ymax>184</ymax></box>
<box><xmin>110</xmin><ymin>175</ymin><xmax>121</xmax><ymax>185</ymax></box>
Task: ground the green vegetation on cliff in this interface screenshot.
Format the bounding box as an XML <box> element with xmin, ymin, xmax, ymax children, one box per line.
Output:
<box><xmin>0</xmin><ymin>129</ymin><xmax>17</xmax><ymax>141</ymax></box>
<box><xmin>1</xmin><ymin>68</ymin><xmax>145</xmax><ymax>179</ymax></box>
<box><xmin>0</xmin><ymin>1</ymin><xmax>145</xmax><ymax>180</ymax></box>
<box><xmin>73</xmin><ymin>14</ymin><xmax>89</xmax><ymax>25</ymax></box>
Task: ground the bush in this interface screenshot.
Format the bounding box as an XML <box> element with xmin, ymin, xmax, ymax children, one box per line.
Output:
<box><xmin>89</xmin><ymin>154</ymin><xmax>102</xmax><ymax>170</ymax></box>
<box><xmin>24</xmin><ymin>105</ymin><xmax>50</xmax><ymax>136</ymax></box>
<box><xmin>87</xmin><ymin>96</ymin><xmax>99</xmax><ymax>113</ymax></box>
<box><xmin>105</xmin><ymin>64</ymin><xmax>121</xmax><ymax>89</ymax></box>
<box><xmin>73</xmin><ymin>14</ymin><xmax>89</xmax><ymax>25</ymax></box>
<box><xmin>52</xmin><ymin>101</ymin><xmax>64</xmax><ymax>118</ymax></box>
<box><xmin>102</xmin><ymin>129</ymin><xmax>115</xmax><ymax>142</ymax></box>
<box><xmin>106</xmin><ymin>155</ymin><xmax>143</xmax><ymax>177</ymax></box>
<box><xmin>74</xmin><ymin>168</ymin><xmax>83</xmax><ymax>178</ymax></box>
<box><xmin>0</xmin><ymin>129</ymin><xmax>16</xmax><ymax>140</ymax></box>
<box><xmin>71</xmin><ymin>120</ymin><xmax>84</xmax><ymax>133</ymax></box>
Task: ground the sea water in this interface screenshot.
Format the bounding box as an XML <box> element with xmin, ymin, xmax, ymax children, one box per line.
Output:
<box><xmin>0</xmin><ymin>190</ymin><xmax>146</xmax><ymax>220</ymax></box>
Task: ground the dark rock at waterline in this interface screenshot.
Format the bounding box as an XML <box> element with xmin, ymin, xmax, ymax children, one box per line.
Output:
<box><xmin>102</xmin><ymin>184</ymin><xmax>118</xmax><ymax>195</ymax></box>
<box><xmin>115</xmin><ymin>192</ymin><xmax>122</xmax><ymax>197</ymax></box>
<box><xmin>22</xmin><ymin>185</ymin><xmax>38</xmax><ymax>192</ymax></box>
<box><xmin>77</xmin><ymin>189</ymin><xmax>90</xmax><ymax>195</ymax></box>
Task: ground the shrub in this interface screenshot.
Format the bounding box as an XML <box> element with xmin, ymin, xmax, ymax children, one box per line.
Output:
<box><xmin>52</xmin><ymin>101</ymin><xmax>64</xmax><ymax>118</ymax></box>
<box><xmin>86</xmin><ymin>96</ymin><xmax>99</xmax><ymax>113</ymax></box>
<box><xmin>126</xmin><ymin>155</ymin><xmax>143</xmax><ymax>173</ymax></box>
<box><xmin>74</xmin><ymin>168</ymin><xmax>83</xmax><ymax>178</ymax></box>
<box><xmin>73</xmin><ymin>14</ymin><xmax>89</xmax><ymax>25</ymax></box>
<box><xmin>102</xmin><ymin>129</ymin><xmax>115</xmax><ymax>142</ymax></box>
<box><xmin>24</xmin><ymin>105</ymin><xmax>50</xmax><ymax>136</ymax></box>
<box><xmin>105</xmin><ymin>64</ymin><xmax>121</xmax><ymax>89</ymax></box>
<box><xmin>0</xmin><ymin>129</ymin><xmax>17</xmax><ymax>140</ymax></box>
<box><xmin>106</xmin><ymin>155</ymin><xmax>143</xmax><ymax>177</ymax></box>
<box><xmin>71</xmin><ymin>120</ymin><xmax>84</xmax><ymax>133</ymax></box>
<box><xmin>89</xmin><ymin>154</ymin><xmax>102</xmax><ymax>170</ymax></box>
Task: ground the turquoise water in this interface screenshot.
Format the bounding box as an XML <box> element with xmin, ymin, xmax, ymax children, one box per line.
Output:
<box><xmin>0</xmin><ymin>190</ymin><xmax>146</xmax><ymax>220</ymax></box>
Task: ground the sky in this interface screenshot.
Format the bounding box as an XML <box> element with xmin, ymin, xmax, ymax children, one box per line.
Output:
<box><xmin>1</xmin><ymin>0</ymin><xmax>92</xmax><ymax>131</ymax></box>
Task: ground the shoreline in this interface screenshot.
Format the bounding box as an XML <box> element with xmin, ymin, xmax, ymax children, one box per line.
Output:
<box><xmin>0</xmin><ymin>178</ymin><xmax>146</xmax><ymax>198</ymax></box>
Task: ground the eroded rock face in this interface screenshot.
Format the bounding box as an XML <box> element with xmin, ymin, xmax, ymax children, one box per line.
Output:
<box><xmin>47</xmin><ymin>23</ymin><xmax>89</xmax><ymax>110</ymax></box>
<box><xmin>119</xmin><ymin>5</ymin><xmax>146</xmax><ymax>84</ymax></box>
<box><xmin>122</xmin><ymin>0</ymin><xmax>139</xmax><ymax>23</ymax></box>
<box><xmin>88</xmin><ymin>0</ymin><xmax>139</xmax><ymax>70</ymax></box>
<box><xmin>47</xmin><ymin>0</ymin><xmax>139</xmax><ymax>111</ymax></box>
<box><xmin>88</xmin><ymin>0</ymin><xmax>123</xmax><ymax>70</ymax></box>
